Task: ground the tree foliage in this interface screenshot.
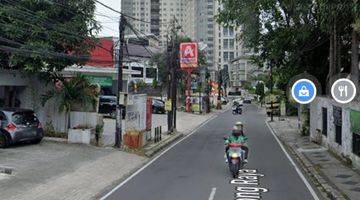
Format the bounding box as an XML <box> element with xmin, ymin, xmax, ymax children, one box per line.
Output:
<box><xmin>0</xmin><ymin>0</ymin><xmax>100</xmax><ymax>73</ymax></box>
<box><xmin>217</xmin><ymin>0</ymin><xmax>360</xmax><ymax>90</ymax></box>
<box><xmin>41</xmin><ymin>73</ymin><xmax>98</xmax><ymax>113</ymax></box>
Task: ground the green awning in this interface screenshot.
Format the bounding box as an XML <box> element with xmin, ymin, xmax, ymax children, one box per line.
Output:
<box><xmin>350</xmin><ymin>110</ymin><xmax>360</xmax><ymax>135</ymax></box>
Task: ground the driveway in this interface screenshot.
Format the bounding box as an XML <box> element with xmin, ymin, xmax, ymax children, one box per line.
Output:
<box><xmin>0</xmin><ymin>141</ymin><xmax>146</xmax><ymax>200</ymax></box>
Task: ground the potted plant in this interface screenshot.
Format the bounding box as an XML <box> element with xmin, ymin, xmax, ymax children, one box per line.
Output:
<box><xmin>41</xmin><ymin>73</ymin><xmax>99</xmax><ymax>144</ymax></box>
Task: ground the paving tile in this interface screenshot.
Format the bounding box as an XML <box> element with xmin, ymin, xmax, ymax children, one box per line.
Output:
<box><xmin>350</xmin><ymin>187</ymin><xmax>360</xmax><ymax>192</ymax></box>
<box><xmin>342</xmin><ymin>181</ymin><xmax>358</xmax><ymax>186</ymax></box>
<box><xmin>335</xmin><ymin>174</ymin><xmax>353</xmax><ymax>179</ymax></box>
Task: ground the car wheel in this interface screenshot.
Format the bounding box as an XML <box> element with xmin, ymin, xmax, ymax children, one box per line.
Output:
<box><xmin>32</xmin><ymin>138</ymin><xmax>42</xmax><ymax>144</ymax></box>
<box><xmin>0</xmin><ymin>132</ymin><xmax>9</xmax><ymax>148</ymax></box>
<box><xmin>110</xmin><ymin>110</ymin><xmax>116</xmax><ymax>119</ymax></box>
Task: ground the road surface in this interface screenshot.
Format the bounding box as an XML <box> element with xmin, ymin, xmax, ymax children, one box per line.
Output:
<box><xmin>102</xmin><ymin>105</ymin><xmax>322</xmax><ymax>200</ymax></box>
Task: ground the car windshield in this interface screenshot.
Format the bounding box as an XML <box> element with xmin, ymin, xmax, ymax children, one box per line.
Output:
<box><xmin>100</xmin><ymin>97</ymin><xmax>116</xmax><ymax>103</ymax></box>
<box><xmin>12</xmin><ymin>112</ymin><xmax>39</xmax><ymax>126</ymax></box>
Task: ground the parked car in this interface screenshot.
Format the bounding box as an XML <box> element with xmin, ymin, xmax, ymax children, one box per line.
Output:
<box><xmin>233</xmin><ymin>98</ymin><xmax>243</xmax><ymax>107</ymax></box>
<box><xmin>243</xmin><ymin>99</ymin><xmax>252</xmax><ymax>104</ymax></box>
<box><xmin>0</xmin><ymin>108</ymin><xmax>43</xmax><ymax>148</ymax></box>
<box><xmin>152</xmin><ymin>99</ymin><xmax>165</xmax><ymax>114</ymax></box>
<box><xmin>99</xmin><ymin>95</ymin><xmax>117</xmax><ymax>118</ymax></box>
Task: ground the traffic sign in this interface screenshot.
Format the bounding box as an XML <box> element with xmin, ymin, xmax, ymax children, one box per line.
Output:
<box><xmin>180</xmin><ymin>43</ymin><xmax>198</xmax><ymax>69</ymax></box>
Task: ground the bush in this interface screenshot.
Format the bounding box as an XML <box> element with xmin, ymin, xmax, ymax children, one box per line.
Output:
<box><xmin>44</xmin><ymin>121</ymin><xmax>67</xmax><ymax>138</ymax></box>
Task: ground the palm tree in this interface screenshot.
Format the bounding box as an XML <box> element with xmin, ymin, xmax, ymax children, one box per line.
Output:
<box><xmin>41</xmin><ymin>73</ymin><xmax>98</xmax><ymax>132</ymax></box>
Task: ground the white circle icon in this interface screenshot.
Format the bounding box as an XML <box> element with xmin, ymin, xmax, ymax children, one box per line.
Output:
<box><xmin>331</xmin><ymin>78</ymin><xmax>357</xmax><ymax>104</ymax></box>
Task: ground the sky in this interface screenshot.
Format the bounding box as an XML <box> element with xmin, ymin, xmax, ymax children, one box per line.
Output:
<box><xmin>95</xmin><ymin>0</ymin><xmax>121</xmax><ymax>37</ymax></box>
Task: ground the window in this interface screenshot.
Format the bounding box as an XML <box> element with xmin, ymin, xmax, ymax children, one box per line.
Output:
<box><xmin>223</xmin><ymin>28</ymin><xmax>228</xmax><ymax>36</ymax></box>
<box><xmin>223</xmin><ymin>52</ymin><xmax>229</xmax><ymax>61</ymax></box>
<box><xmin>229</xmin><ymin>28</ymin><xmax>234</xmax><ymax>36</ymax></box>
<box><xmin>353</xmin><ymin>133</ymin><xmax>360</xmax><ymax>156</ymax></box>
<box><xmin>322</xmin><ymin>107</ymin><xmax>328</xmax><ymax>136</ymax></box>
<box><xmin>229</xmin><ymin>39</ymin><xmax>234</xmax><ymax>49</ymax></box>
<box><xmin>223</xmin><ymin>39</ymin><xmax>229</xmax><ymax>49</ymax></box>
<box><xmin>229</xmin><ymin>52</ymin><xmax>234</xmax><ymax>60</ymax></box>
<box><xmin>0</xmin><ymin>112</ymin><xmax>8</xmax><ymax>128</ymax></box>
<box><xmin>333</xmin><ymin>106</ymin><xmax>342</xmax><ymax>145</ymax></box>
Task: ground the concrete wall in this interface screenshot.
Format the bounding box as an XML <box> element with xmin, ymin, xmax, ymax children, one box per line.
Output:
<box><xmin>125</xmin><ymin>94</ymin><xmax>147</xmax><ymax>132</ymax></box>
<box><xmin>310</xmin><ymin>97</ymin><xmax>360</xmax><ymax>168</ymax></box>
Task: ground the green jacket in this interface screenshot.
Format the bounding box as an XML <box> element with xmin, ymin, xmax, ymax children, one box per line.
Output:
<box><xmin>225</xmin><ymin>135</ymin><xmax>247</xmax><ymax>144</ymax></box>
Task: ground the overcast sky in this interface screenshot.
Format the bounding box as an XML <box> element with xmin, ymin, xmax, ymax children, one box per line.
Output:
<box><xmin>95</xmin><ymin>0</ymin><xmax>121</xmax><ymax>37</ymax></box>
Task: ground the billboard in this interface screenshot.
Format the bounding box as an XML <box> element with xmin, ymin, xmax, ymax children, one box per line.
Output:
<box><xmin>180</xmin><ymin>43</ymin><xmax>198</xmax><ymax>69</ymax></box>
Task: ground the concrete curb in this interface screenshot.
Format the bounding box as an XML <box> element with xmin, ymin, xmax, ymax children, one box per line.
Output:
<box><xmin>43</xmin><ymin>137</ymin><xmax>67</xmax><ymax>143</ymax></box>
<box><xmin>144</xmin><ymin>133</ymin><xmax>184</xmax><ymax>157</ymax></box>
<box><xmin>266</xmin><ymin>121</ymin><xmax>348</xmax><ymax>200</ymax></box>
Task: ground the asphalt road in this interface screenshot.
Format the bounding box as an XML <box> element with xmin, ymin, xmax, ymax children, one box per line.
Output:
<box><xmin>103</xmin><ymin>105</ymin><xmax>321</xmax><ymax>200</ymax></box>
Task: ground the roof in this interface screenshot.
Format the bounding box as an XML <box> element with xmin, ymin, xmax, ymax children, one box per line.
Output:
<box><xmin>0</xmin><ymin>108</ymin><xmax>34</xmax><ymax>113</ymax></box>
<box><xmin>123</xmin><ymin>43</ymin><xmax>160</xmax><ymax>58</ymax></box>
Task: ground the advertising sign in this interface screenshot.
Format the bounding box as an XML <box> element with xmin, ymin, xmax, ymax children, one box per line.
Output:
<box><xmin>180</xmin><ymin>43</ymin><xmax>198</xmax><ymax>69</ymax></box>
<box><xmin>85</xmin><ymin>75</ymin><xmax>112</xmax><ymax>87</ymax></box>
<box><xmin>165</xmin><ymin>100</ymin><xmax>172</xmax><ymax>111</ymax></box>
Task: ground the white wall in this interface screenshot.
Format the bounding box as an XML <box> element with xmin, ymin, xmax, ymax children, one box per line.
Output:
<box><xmin>310</xmin><ymin>97</ymin><xmax>360</xmax><ymax>168</ymax></box>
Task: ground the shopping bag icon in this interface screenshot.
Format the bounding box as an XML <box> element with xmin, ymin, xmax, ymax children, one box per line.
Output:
<box><xmin>299</xmin><ymin>86</ymin><xmax>310</xmax><ymax>97</ymax></box>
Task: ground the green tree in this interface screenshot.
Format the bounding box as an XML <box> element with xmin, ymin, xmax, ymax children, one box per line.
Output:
<box><xmin>255</xmin><ymin>82</ymin><xmax>265</xmax><ymax>101</ymax></box>
<box><xmin>41</xmin><ymin>73</ymin><xmax>99</xmax><ymax>131</ymax></box>
<box><xmin>0</xmin><ymin>0</ymin><xmax>100</xmax><ymax>73</ymax></box>
<box><xmin>217</xmin><ymin>0</ymin><xmax>360</xmax><ymax>89</ymax></box>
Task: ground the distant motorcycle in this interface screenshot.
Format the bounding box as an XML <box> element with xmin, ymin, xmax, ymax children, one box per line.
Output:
<box><xmin>232</xmin><ymin>106</ymin><xmax>242</xmax><ymax>115</ymax></box>
<box><xmin>225</xmin><ymin>142</ymin><xmax>246</xmax><ymax>178</ymax></box>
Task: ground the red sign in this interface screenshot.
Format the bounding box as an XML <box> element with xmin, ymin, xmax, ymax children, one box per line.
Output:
<box><xmin>146</xmin><ymin>98</ymin><xmax>152</xmax><ymax>131</ymax></box>
<box><xmin>180</xmin><ymin>43</ymin><xmax>198</xmax><ymax>69</ymax></box>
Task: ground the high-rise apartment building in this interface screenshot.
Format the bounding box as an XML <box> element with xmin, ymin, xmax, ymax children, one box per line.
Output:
<box><xmin>214</xmin><ymin>1</ymin><xmax>244</xmax><ymax>71</ymax></box>
<box><xmin>121</xmin><ymin>0</ymin><xmax>154</xmax><ymax>35</ymax></box>
<box><xmin>122</xmin><ymin>0</ymin><xmax>243</xmax><ymax>79</ymax></box>
<box><xmin>182</xmin><ymin>0</ymin><xmax>216</xmax><ymax>72</ymax></box>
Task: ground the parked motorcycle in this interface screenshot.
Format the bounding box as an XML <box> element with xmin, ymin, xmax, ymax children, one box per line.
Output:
<box><xmin>226</xmin><ymin>142</ymin><xmax>245</xmax><ymax>178</ymax></box>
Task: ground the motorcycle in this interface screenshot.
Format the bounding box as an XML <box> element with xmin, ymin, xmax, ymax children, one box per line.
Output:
<box><xmin>232</xmin><ymin>106</ymin><xmax>242</xmax><ymax>115</ymax></box>
<box><xmin>226</xmin><ymin>142</ymin><xmax>246</xmax><ymax>178</ymax></box>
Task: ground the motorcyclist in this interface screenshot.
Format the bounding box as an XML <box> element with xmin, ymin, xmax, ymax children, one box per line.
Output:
<box><xmin>225</xmin><ymin>125</ymin><xmax>249</xmax><ymax>163</ymax></box>
<box><xmin>235</xmin><ymin>121</ymin><xmax>245</xmax><ymax>136</ymax></box>
<box><xmin>232</xmin><ymin>104</ymin><xmax>242</xmax><ymax>114</ymax></box>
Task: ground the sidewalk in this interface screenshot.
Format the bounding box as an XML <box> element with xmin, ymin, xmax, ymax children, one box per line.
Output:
<box><xmin>268</xmin><ymin>117</ymin><xmax>360</xmax><ymax>200</ymax></box>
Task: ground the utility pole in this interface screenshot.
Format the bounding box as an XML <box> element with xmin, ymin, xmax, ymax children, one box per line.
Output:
<box><xmin>217</xmin><ymin>65</ymin><xmax>222</xmax><ymax>109</ymax></box>
<box><xmin>166</xmin><ymin>17</ymin><xmax>179</xmax><ymax>132</ymax></box>
<box><xmin>115</xmin><ymin>15</ymin><xmax>126</xmax><ymax>148</ymax></box>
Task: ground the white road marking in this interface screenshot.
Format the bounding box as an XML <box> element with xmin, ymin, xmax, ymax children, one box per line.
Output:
<box><xmin>208</xmin><ymin>187</ymin><xmax>217</xmax><ymax>200</ymax></box>
<box><xmin>265</xmin><ymin>121</ymin><xmax>320</xmax><ymax>200</ymax></box>
<box><xmin>100</xmin><ymin>114</ymin><xmax>218</xmax><ymax>200</ymax></box>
